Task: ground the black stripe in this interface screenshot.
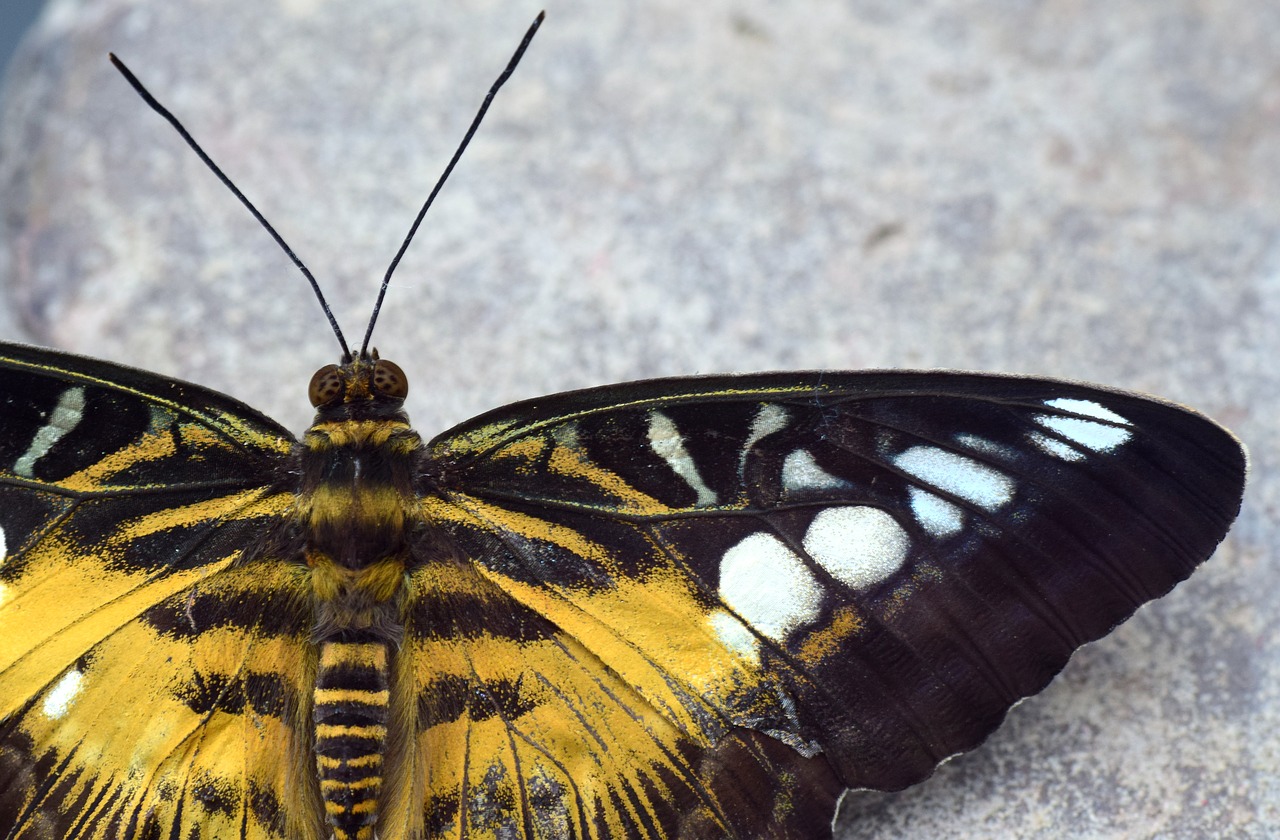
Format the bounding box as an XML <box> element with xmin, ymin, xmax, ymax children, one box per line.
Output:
<box><xmin>0</xmin><ymin>486</ymin><xmax>72</xmax><ymax>576</ymax></box>
<box><xmin>326</xmin><ymin>627</ymin><xmax>388</xmax><ymax>645</ymax></box>
<box><xmin>190</xmin><ymin>778</ymin><xmax>236</xmax><ymax>818</ymax></box>
<box><xmin>315</xmin><ymin>735</ymin><xmax>385</xmax><ymax>758</ymax></box>
<box><xmin>325</xmin><ymin>785</ymin><xmax>378</xmax><ymax>810</ymax></box>
<box><xmin>142</xmin><ymin>582</ymin><xmax>308</xmax><ymax>640</ymax></box>
<box><xmin>55</xmin><ymin>492</ymin><xmax>279</xmax><ymax>575</ymax></box>
<box><xmin>417</xmin><ymin>674</ymin><xmax>536</xmax><ymax>726</ymax></box>
<box><xmin>405</xmin><ymin>581</ymin><xmax>553</xmax><ymax>644</ymax></box>
<box><xmin>172</xmin><ymin>671</ymin><xmax>291</xmax><ymax>718</ymax></box>
<box><xmin>422</xmin><ymin>790</ymin><xmax>461</xmax><ymax>836</ymax></box>
<box><xmin>314</xmin><ymin>706</ymin><xmax>388</xmax><ymax>728</ymax></box>
<box><xmin>316</xmin><ymin>664</ymin><xmax>388</xmax><ymax>693</ymax></box>
<box><xmin>247</xmin><ymin>780</ymin><xmax>287</xmax><ymax>833</ymax></box>
<box><xmin>321</xmin><ymin>758</ymin><xmax>383</xmax><ymax>784</ymax></box>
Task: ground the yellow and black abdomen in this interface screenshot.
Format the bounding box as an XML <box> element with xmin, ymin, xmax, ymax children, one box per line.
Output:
<box><xmin>313</xmin><ymin>639</ymin><xmax>392</xmax><ymax>840</ymax></box>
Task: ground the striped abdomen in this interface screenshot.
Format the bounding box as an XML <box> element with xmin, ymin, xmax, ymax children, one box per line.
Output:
<box><xmin>313</xmin><ymin>639</ymin><xmax>391</xmax><ymax>840</ymax></box>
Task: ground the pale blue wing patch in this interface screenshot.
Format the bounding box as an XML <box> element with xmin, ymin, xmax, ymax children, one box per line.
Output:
<box><xmin>1031</xmin><ymin>398</ymin><xmax>1133</xmax><ymax>461</ymax></box>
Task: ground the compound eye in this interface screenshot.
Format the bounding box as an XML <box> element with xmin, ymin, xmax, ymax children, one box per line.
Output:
<box><xmin>372</xmin><ymin>359</ymin><xmax>408</xmax><ymax>399</ymax></box>
<box><xmin>308</xmin><ymin>365</ymin><xmax>344</xmax><ymax>407</ymax></box>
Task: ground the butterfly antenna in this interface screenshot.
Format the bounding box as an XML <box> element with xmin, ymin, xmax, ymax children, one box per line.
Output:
<box><xmin>358</xmin><ymin>11</ymin><xmax>545</xmax><ymax>358</ymax></box>
<box><xmin>108</xmin><ymin>54</ymin><xmax>353</xmax><ymax>361</ymax></box>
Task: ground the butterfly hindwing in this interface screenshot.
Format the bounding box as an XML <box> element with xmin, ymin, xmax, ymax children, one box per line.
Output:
<box><xmin>391</xmin><ymin>543</ymin><xmax>842</xmax><ymax>840</ymax></box>
<box><xmin>416</xmin><ymin>371</ymin><xmax>1244</xmax><ymax>833</ymax></box>
<box><xmin>0</xmin><ymin>344</ymin><xmax>320</xmax><ymax>840</ymax></box>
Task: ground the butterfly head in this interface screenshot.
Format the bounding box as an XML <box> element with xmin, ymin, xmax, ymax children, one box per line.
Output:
<box><xmin>308</xmin><ymin>352</ymin><xmax>408</xmax><ymax>419</ymax></box>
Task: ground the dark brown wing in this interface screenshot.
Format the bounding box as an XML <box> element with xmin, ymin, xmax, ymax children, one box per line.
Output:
<box><xmin>397</xmin><ymin>370</ymin><xmax>1244</xmax><ymax>838</ymax></box>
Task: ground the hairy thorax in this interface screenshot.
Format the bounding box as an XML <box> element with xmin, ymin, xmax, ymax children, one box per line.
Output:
<box><xmin>298</xmin><ymin>417</ymin><xmax>424</xmax><ymax>636</ymax></box>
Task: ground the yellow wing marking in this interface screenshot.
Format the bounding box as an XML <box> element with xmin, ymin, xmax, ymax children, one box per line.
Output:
<box><xmin>478</xmin><ymin>562</ymin><xmax>782</xmax><ymax>730</ymax></box>
<box><xmin>797</xmin><ymin>605</ymin><xmax>865</xmax><ymax>663</ymax></box>
<box><xmin>0</xmin><ymin>488</ymin><xmax>293</xmax><ymax>720</ymax></box>
<box><xmin>398</xmin><ymin>630</ymin><xmax>734</xmax><ymax>840</ymax></box>
<box><xmin>3</xmin><ymin>560</ymin><xmax>317</xmax><ymax>840</ymax></box>
<box><xmin>476</xmin><ymin>432</ymin><xmax>676</xmax><ymax>515</ymax></box>
<box><xmin>423</xmin><ymin>495</ymin><xmax>615</xmax><ymax>567</ymax></box>
<box><xmin>545</xmin><ymin>443</ymin><xmax>672</xmax><ymax>515</ymax></box>
<box><xmin>489</xmin><ymin>434</ymin><xmax>547</xmax><ymax>466</ymax></box>
<box><xmin>49</xmin><ymin>420</ymin><xmax>256</xmax><ymax>493</ymax></box>
<box><xmin>427</xmin><ymin>494</ymin><xmax>778</xmax><ymax>722</ymax></box>
<box><xmin>401</xmin><ymin>499</ymin><xmax>798</xmax><ymax>838</ymax></box>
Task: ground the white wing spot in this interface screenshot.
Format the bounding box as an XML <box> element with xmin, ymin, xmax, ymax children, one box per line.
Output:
<box><xmin>719</xmin><ymin>532</ymin><xmax>823</xmax><ymax>642</ymax></box>
<box><xmin>894</xmin><ymin>445</ymin><xmax>1014</xmax><ymax>511</ymax></box>
<box><xmin>782</xmin><ymin>449</ymin><xmax>847</xmax><ymax>491</ymax></box>
<box><xmin>708</xmin><ymin>609</ymin><xmax>760</xmax><ymax>660</ymax></box>
<box><xmin>648</xmin><ymin>411</ymin><xmax>718</xmax><ymax>506</ymax></box>
<box><xmin>14</xmin><ymin>386</ymin><xmax>87</xmax><ymax>477</ymax></box>
<box><xmin>0</xmin><ymin>523</ymin><xmax>6</xmax><ymax>566</ymax></box>
<box><xmin>1033</xmin><ymin>415</ymin><xmax>1132</xmax><ymax>456</ymax></box>
<box><xmin>1031</xmin><ymin>399</ymin><xmax>1132</xmax><ymax>460</ymax></box>
<box><xmin>42</xmin><ymin>669</ymin><xmax>84</xmax><ymax>720</ymax></box>
<box><xmin>907</xmin><ymin>487</ymin><xmax>965</xmax><ymax>537</ymax></box>
<box><xmin>803</xmin><ymin>507</ymin><xmax>909</xmax><ymax>588</ymax></box>
<box><xmin>740</xmin><ymin>404</ymin><xmax>791</xmax><ymax>473</ymax></box>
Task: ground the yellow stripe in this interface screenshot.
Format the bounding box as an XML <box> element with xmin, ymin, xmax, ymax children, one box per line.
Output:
<box><xmin>303</xmin><ymin>484</ymin><xmax>406</xmax><ymax>526</ymax></box>
<box><xmin>433</xmin><ymin>495</ymin><xmax>616</xmax><ymax>567</ymax></box>
<box><xmin>319</xmin><ymin>642</ymin><xmax>387</xmax><ymax>669</ymax></box>
<box><xmin>305</xmin><ymin>419</ymin><xmax>413</xmax><ymax>449</ymax></box>
<box><xmin>315</xmin><ymin>723</ymin><xmax>386</xmax><ymax>740</ymax></box>
<box><xmin>321</xmin><ymin>776</ymin><xmax>382</xmax><ymax>791</ymax></box>
<box><xmin>314</xmin><ymin>688</ymin><xmax>390</xmax><ymax>706</ymax></box>
<box><xmin>308</xmin><ymin>557</ymin><xmax>404</xmax><ymax>603</ymax></box>
<box><xmin>492</xmin><ymin>435</ymin><xmax>547</xmax><ymax>461</ymax></box>
<box><xmin>546</xmin><ymin>443</ymin><xmax>670</xmax><ymax>515</ymax></box>
<box><xmin>324</xmin><ymin>798</ymin><xmax>379</xmax><ymax>816</ymax></box>
<box><xmin>317</xmin><ymin>753</ymin><xmax>383</xmax><ymax>770</ymax></box>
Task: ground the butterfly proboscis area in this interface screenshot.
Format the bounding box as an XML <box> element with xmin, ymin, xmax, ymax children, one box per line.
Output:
<box><xmin>0</xmin><ymin>11</ymin><xmax>1247</xmax><ymax>840</ymax></box>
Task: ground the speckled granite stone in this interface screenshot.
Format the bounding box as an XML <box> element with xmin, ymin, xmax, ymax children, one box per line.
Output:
<box><xmin>1</xmin><ymin>0</ymin><xmax>1274</xmax><ymax>836</ymax></box>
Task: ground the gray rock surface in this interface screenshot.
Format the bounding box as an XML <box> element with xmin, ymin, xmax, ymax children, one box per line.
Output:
<box><xmin>0</xmin><ymin>0</ymin><xmax>1274</xmax><ymax>836</ymax></box>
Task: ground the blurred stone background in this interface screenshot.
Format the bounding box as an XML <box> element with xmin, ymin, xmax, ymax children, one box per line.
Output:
<box><xmin>0</xmin><ymin>1</ymin><xmax>1274</xmax><ymax>837</ymax></box>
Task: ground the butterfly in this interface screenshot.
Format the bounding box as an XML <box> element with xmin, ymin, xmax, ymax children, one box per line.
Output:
<box><xmin>0</xmin><ymin>13</ymin><xmax>1248</xmax><ymax>840</ymax></box>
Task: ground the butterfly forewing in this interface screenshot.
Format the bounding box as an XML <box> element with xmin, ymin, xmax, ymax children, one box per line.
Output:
<box><xmin>0</xmin><ymin>345</ymin><xmax>322</xmax><ymax>839</ymax></box>
<box><xmin>423</xmin><ymin>371</ymin><xmax>1245</xmax><ymax>802</ymax></box>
